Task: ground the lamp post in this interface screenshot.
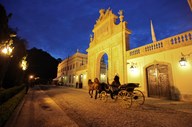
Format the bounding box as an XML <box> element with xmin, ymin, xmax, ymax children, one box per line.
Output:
<box><xmin>29</xmin><ymin>75</ymin><xmax>35</xmax><ymax>87</ymax></box>
<box><xmin>20</xmin><ymin>56</ymin><xmax>28</xmax><ymax>83</ymax></box>
<box><xmin>0</xmin><ymin>34</ymin><xmax>16</xmax><ymax>89</ymax></box>
<box><xmin>20</xmin><ymin>56</ymin><xmax>28</xmax><ymax>71</ymax></box>
<box><xmin>20</xmin><ymin>56</ymin><xmax>28</xmax><ymax>93</ymax></box>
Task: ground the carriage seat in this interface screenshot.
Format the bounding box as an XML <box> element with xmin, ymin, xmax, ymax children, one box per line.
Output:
<box><xmin>119</xmin><ymin>83</ymin><xmax>139</xmax><ymax>92</ymax></box>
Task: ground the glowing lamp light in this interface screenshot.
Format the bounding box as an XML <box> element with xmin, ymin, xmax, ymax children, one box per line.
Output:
<box><xmin>20</xmin><ymin>56</ymin><xmax>28</xmax><ymax>71</ymax></box>
<box><xmin>130</xmin><ymin>65</ymin><xmax>135</xmax><ymax>71</ymax></box>
<box><xmin>83</xmin><ymin>74</ymin><xmax>87</xmax><ymax>79</ymax></box>
<box><xmin>129</xmin><ymin>65</ymin><xmax>139</xmax><ymax>76</ymax></box>
<box><xmin>101</xmin><ymin>74</ymin><xmax>106</xmax><ymax>78</ymax></box>
<box><xmin>179</xmin><ymin>57</ymin><xmax>187</xmax><ymax>66</ymax></box>
<box><xmin>127</xmin><ymin>62</ymin><xmax>137</xmax><ymax>72</ymax></box>
<box><xmin>1</xmin><ymin>46</ymin><xmax>13</xmax><ymax>56</ymax></box>
<box><xmin>29</xmin><ymin>75</ymin><xmax>34</xmax><ymax>79</ymax></box>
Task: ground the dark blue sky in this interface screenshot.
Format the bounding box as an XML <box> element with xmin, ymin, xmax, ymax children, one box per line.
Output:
<box><xmin>1</xmin><ymin>0</ymin><xmax>192</xmax><ymax>59</ymax></box>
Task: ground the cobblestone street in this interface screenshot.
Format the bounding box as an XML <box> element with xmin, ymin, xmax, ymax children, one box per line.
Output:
<box><xmin>5</xmin><ymin>85</ymin><xmax>192</xmax><ymax>127</ymax></box>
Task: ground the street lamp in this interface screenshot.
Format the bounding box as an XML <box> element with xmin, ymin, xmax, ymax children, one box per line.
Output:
<box><xmin>20</xmin><ymin>56</ymin><xmax>28</xmax><ymax>71</ymax></box>
<box><xmin>20</xmin><ymin>56</ymin><xmax>28</xmax><ymax>84</ymax></box>
<box><xmin>29</xmin><ymin>75</ymin><xmax>34</xmax><ymax>80</ymax></box>
<box><xmin>1</xmin><ymin>40</ymin><xmax>14</xmax><ymax>56</ymax></box>
<box><xmin>0</xmin><ymin>34</ymin><xmax>16</xmax><ymax>56</ymax></box>
<box><xmin>0</xmin><ymin>34</ymin><xmax>16</xmax><ymax>89</ymax></box>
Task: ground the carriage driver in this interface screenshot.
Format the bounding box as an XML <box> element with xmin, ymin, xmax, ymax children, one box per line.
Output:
<box><xmin>110</xmin><ymin>75</ymin><xmax>121</xmax><ymax>99</ymax></box>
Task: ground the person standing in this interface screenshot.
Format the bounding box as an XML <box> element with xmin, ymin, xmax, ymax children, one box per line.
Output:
<box><xmin>110</xmin><ymin>75</ymin><xmax>121</xmax><ymax>99</ymax></box>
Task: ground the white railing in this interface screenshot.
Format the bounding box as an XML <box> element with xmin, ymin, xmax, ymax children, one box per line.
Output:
<box><xmin>128</xmin><ymin>30</ymin><xmax>192</xmax><ymax>58</ymax></box>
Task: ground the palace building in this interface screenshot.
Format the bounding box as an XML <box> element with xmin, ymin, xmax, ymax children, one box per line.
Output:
<box><xmin>56</xmin><ymin>8</ymin><xmax>192</xmax><ymax>101</ymax></box>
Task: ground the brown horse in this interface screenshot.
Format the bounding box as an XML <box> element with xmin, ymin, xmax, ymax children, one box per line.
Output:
<box><xmin>88</xmin><ymin>78</ymin><xmax>100</xmax><ymax>99</ymax></box>
<box><xmin>88</xmin><ymin>79</ymin><xmax>94</xmax><ymax>98</ymax></box>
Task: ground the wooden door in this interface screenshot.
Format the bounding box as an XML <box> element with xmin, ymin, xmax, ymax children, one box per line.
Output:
<box><xmin>146</xmin><ymin>64</ymin><xmax>170</xmax><ymax>99</ymax></box>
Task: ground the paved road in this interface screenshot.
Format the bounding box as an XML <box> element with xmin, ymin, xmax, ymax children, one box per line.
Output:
<box><xmin>5</xmin><ymin>85</ymin><xmax>192</xmax><ymax>127</ymax></box>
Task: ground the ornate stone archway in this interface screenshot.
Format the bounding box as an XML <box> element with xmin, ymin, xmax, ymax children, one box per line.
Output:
<box><xmin>86</xmin><ymin>9</ymin><xmax>131</xmax><ymax>84</ymax></box>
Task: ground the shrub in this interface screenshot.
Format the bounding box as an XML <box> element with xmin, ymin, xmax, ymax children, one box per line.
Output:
<box><xmin>0</xmin><ymin>85</ymin><xmax>25</xmax><ymax>105</ymax></box>
<box><xmin>0</xmin><ymin>89</ymin><xmax>25</xmax><ymax>127</ymax></box>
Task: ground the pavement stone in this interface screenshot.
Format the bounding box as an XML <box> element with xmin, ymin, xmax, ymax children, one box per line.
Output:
<box><xmin>4</xmin><ymin>86</ymin><xmax>192</xmax><ymax>127</ymax></box>
<box><xmin>4</xmin><ymin>86</ymin><xmax>79</xmax><ymax>127</ymax></box>
<box><xmin>145</xmin><ymin>98</ymin><xmax>192</xmax><ymax>114</ymax></box>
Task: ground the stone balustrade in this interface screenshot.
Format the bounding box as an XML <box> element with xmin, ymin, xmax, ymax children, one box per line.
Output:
<box><xmin>128</xmin><ymin>30</ymin><xmax>192</xmax><ymax>58</ymax></box>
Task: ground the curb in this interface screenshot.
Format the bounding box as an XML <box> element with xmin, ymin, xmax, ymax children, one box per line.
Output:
<box><xmin>4</xmin><ymin>92</ymin><xmax>27</xmax><ymax>127</ymax></box>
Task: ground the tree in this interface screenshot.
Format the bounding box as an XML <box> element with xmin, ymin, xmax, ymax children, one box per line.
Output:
<box><xmin>0</xmin><ymin>4</ymin><xmax>9</xmax><ymax>41</ymax></box>
<box><xmin>3</xmin><ymin>38</ymin><xmax>28</xmax><ymax>88</ymax></box>
<box><xmin>26</xmin><ymin>48</ymin><xmax>59</xmax><ymax>84</ymax></box>
<box><xmin>0</xmin><ymin>4</ymin><xmax>27</xmax><ymax>89</ymax></box>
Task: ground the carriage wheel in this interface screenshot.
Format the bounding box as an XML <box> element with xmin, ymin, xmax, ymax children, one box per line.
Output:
<box><xmin>131</xmin><ymin>90</ymin><xmax>145</xmax><ymax>105</ymax></box>
<box><xmin>118</xmin><ymin>90</ymin><xmax>132</xmax><ymax>108</ymax></box>
<box><xmin>100</xmin><ymin>91</ymin><xmax>108</xmax><ymax>103</ymax></box>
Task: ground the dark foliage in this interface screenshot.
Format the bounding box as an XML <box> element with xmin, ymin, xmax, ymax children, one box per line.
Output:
<box><xmin>26</xmin><ymin>47</ymin><xmax>59</xmax><ymax>84</ymax></box>
<box><xmin>0</xmin><ymin>4</ymin><xmax>27</xmax><ymax>88</ymax></box>
<box><xmin>3</xmin><ymin>38</ymin><xmax>27</xmax><ymax>88</ymax></box>
<box><xmin>0</xmin><ymin>85</ymin><xmax>25</xmax><ymax>105</ymax></box>
<box><xmin>0</xmin><ymin>4</ymin><xmax>9</xmax><ymax>41</ymax></box>
<box><xmin>0</xmin><ymin>88</ymin><xmax>25</xmax><ymax>127</ymax></box>
<box><xmin>0</xmin><ymin>4</ymin><xmax>59</xmax><ymax>87</ymax></box>
<box><xmin>0</xmin><ymin>4</ymin><xmax>15</xmax><ymax>42</ymax></box>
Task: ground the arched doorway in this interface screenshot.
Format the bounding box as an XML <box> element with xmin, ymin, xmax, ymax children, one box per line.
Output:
<box><xmin>99</xmin><ymin>54</ymin><xmax>108</xmax><ymax>83</ymax></box>
<box><xmin>146</xmin><ymin>64</ymin><xmax>171</xmax><ymax>99</ymax></box>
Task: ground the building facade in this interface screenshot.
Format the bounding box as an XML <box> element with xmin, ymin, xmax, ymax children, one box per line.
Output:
<box><xmin>188</xmin><ymin>0</ymin><xmax>192</xmax><ymax>11</ymax></box>
<box><xmin>56</xmin><ymin>9</ymin><xmax>192</xmax><ymax>101</ymax></box>
<box><xmin>57</xmin><ymin>50</ymin><xmax>88</xmax><ymax>88</ymax></box>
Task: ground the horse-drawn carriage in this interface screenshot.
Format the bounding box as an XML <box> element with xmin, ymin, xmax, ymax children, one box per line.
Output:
<box><xmin>88</xmin><ymin>79</ymin><xmax>145</xmax><ymax>108</ymax></box>
<box><xmin>99</xmin><ymin>83</ymin><xmax>145</xmax><ymax>108</ymax></box>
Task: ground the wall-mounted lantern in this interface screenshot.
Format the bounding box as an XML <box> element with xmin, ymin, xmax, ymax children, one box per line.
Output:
<box><xmin>130</xmin><ymin>65</ymin><xmax>136</xmax><ymax>71</ymax></box>
<box><xmin>127</xmin><ymin>62</ymin><xmax>137</xmax><ymax>71</ymax></box>
<box><xmin>179</xmin><ymin>52</ymin><xmax>192</xmax><ymax>66</ymax></box>
<box><xmin>179</xmin><ymin>57</ymin><xmax>187</xmax><ymax>66</ymax></box>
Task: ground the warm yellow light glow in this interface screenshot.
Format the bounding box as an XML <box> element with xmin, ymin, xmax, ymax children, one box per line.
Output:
<box><xmin>179</xmin><ymin>57</ymin><xmax>187</xmax><ymax>66</ymax></box>
<box><xmin>130</xmin><ymin>65</ymin><xmax>135</xmax><ymax>71</ymax></box>
<box><xmin>1</xmin><ymin>37</ymin><xmax>15</xmax><ymax>56</ymax></box>
<box><xmin>100</xmin><ymin>73</ymin><xmax>107</xmax><ymax>83</ymax></box>
<box><xmin>83</xmin><ymin>74</ymin><xmax>87</xmax><ymax>79</ymax></box>
<box><xmin>29</xmin><ymin>75</ymin><xmax>34</xmax><ymax>79</ymax></box>
<box><xmin>129</xmin><ymin>66</ymin><xmax>139</xmax><ymax>77</ymax></box>
<box><xmin>35</xmin><ymin>77</ymin><xmax>39</xmax><ymax>80</ymax></box>
<box><xmin>101</xmin><ymin>74</ymin><xmax>106</xmax><ymax>78</ymax></box>
<box><xmin>20</xmin><ymin>56</ymin><xmax>28</xmax><ymax>71</ymax></box>
<box><xmin>1</xmin><ymin>46</ymin><xmax>13</xmax><ymax>55</ymax></box>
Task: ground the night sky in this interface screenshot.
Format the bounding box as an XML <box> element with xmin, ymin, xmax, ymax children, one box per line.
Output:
<box><xmin>1</xmin><ymin>0</ymin><xmax>192</xmax><ymax>59</ymax></box>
